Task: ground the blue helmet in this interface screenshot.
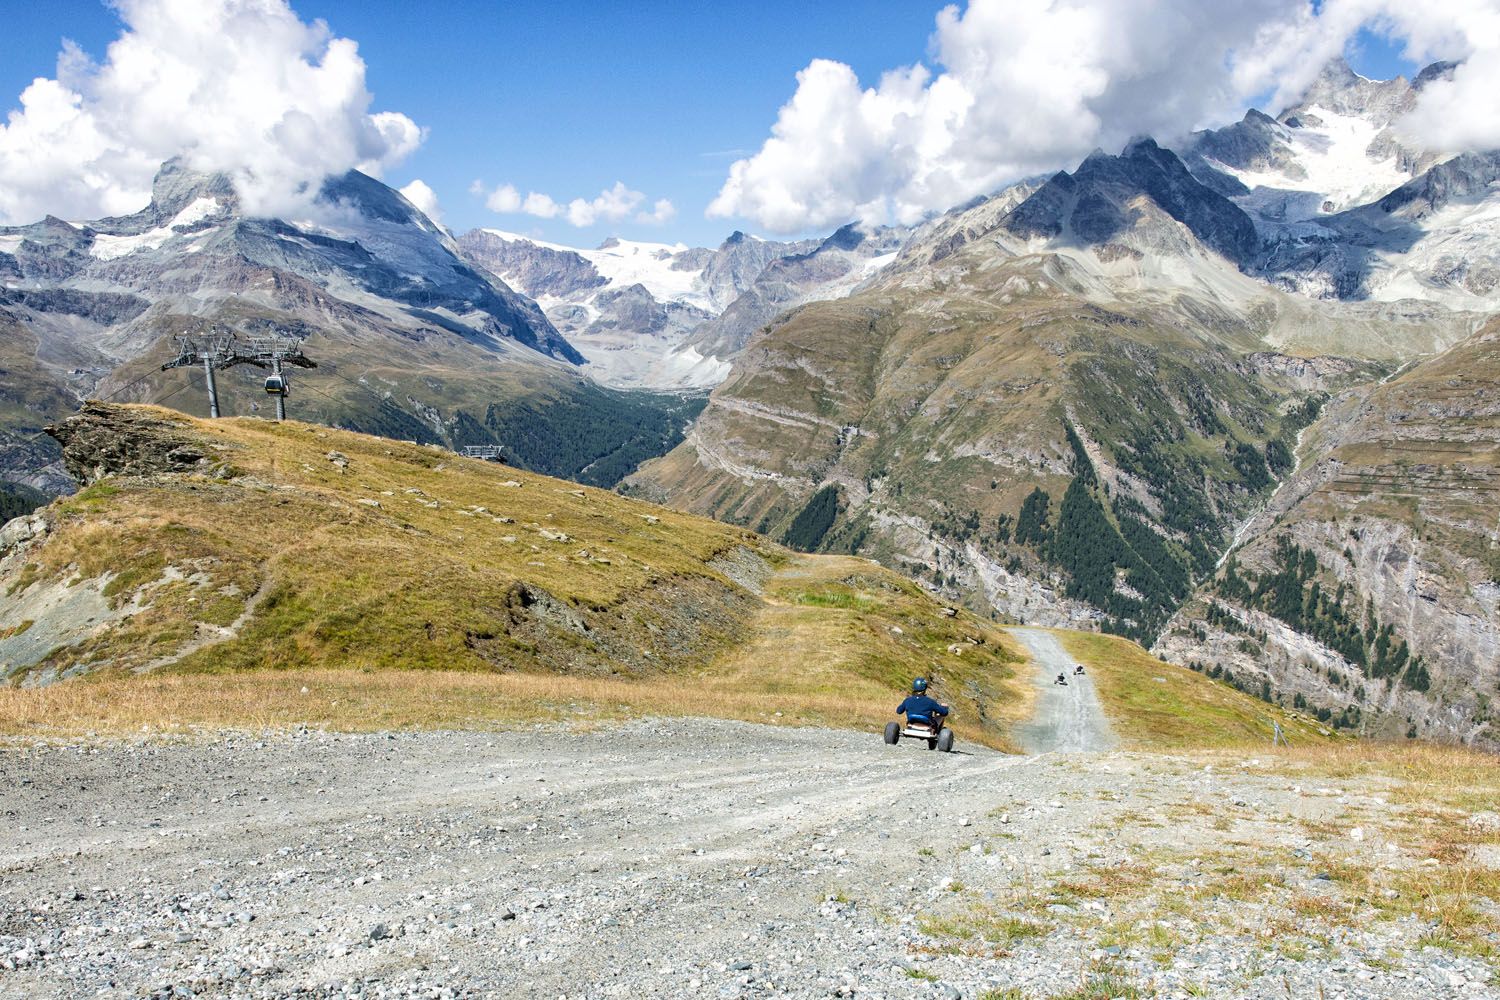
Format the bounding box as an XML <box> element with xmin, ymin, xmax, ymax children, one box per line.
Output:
<box><xmin>912</xmin><ymin>677</ymin><xmax>928</xmax><ymax>694</ymax></box>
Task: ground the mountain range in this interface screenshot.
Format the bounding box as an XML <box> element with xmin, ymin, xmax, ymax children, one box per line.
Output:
<box><xmin>456</xmin><ymin>223</ymin><xmax>905</xmax><ymax>389</ymax></box>
<box><xmin>626</xmin><ymin>58</ymin><xmax>1500</xmax><ymax>748</ymax></box>
<box><xmin>1</xmin><ymin>57</ymin><xmax>1496</xmax><ymax>747</ymax></box>
<box><xmin>0</xmin><ymin>161</ymin><xmax>908</xmax><ymax>493</ymax></box>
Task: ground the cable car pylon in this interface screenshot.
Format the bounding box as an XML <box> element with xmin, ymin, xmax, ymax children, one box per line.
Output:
<box><xmin>161</xmin><ymin>327</ymin><xmax>237</xmax><ymax>418</ymax></box>
<box><xmin>246</xmin><ymin>336</ymin><xmax>317</xmax><ymax>422</ymax></box>
<box><xmin>160</xmin><ymin>326</ymin><xmax>317</xmax><ymax>421</ymax></box>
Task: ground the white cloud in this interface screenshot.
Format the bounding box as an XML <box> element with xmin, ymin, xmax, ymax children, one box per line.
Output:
<box><xmin>0</xmin><ymin>0</ymin><xmax>424</xmax><ymax>225</ymax></box>
<box><xmin>564</xmin><ymin>181</ymin><xmax>644</xmax><ymax>227</ymax></box>
<box><xmin>477</xmin><ymin>180</ymin><xmax>672</xmax><ymax>228</ymax></box>
<box><xmin>711</xmin><ymin>0</ymin><xmax>1500</xmax><ymax>234</ymax></box>
<box><xmin>398</xmin><ymin>178</ymin><xmax>442</xmax><ymax>225</ymax></box>
<box><xmin>637</xmin><ymin>198</ymin><xmax>677</xmax><ymax>225</ymax></box>
<box><xmin>484</xmin><ymin>183</ymin><xmax>521</xmax><ymax>213</ymax></box>
<box><xmin>522</xmin><ymin>191</ymin><xmax>560</xmax><ymax>218</ymax></box>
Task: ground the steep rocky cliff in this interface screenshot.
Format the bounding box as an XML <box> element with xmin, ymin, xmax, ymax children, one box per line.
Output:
<box><xmin>1155</xmin><ymin>322</ymin><xmax>1500</xmax><ymax>747</ymax></box>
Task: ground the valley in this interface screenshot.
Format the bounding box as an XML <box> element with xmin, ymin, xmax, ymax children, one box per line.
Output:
<box><xmin>3</xmin><ymin>5</ymin><xmax>1500</xmax><ymax>999</ymax></box>
<box><xmin>2</xmin><ymin>59</ymin><xmax>1496</xmax><ymax>754</ymax></box>
<box><xmin>623</xmin><ymin>61</ymin><xmax>1500</xmax><ymax>752</ymax></box>
<box><xmin>0</xmin><ymin>406</ymin><xmax>1493</xmax><ymax>998</ymax></box>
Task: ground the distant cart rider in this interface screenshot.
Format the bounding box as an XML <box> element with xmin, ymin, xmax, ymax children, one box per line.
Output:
<box><xmin>897</xmin><ymin>678</ymin><xmax>950</xmax><ymax>728</ymax></box>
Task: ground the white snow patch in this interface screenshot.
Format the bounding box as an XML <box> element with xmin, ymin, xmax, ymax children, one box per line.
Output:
<box><xmin>0</xmin><ymin>234</ymin><xmax>22</xmax><ymax>254</ymax></box>
<box><xmin>1211</xmin><ymin>106</ymin><xmax>1415</xmax><ymax>222</ymax></box>
<box><xmin>861</xmin><ymin>251</ymin><xmax>898</xmax><ymax>277</ymax></box>
<box><xmin>479</xmin><ymin>228</ymin><xmax>711</xmax><ymax>309</ymax></box>
<box><xmin>89</xmin><ymin>227</ymin><xmax>175</xmax><ymax>261</ymax></box>
<box><xmin>168</xmin><ymin>197</ymin><xmax>225</xmax><ymax>230</ymax></box>
<box><xmin>584</xmin><ymin>239</ymin><xmax>698</xmax><ymax>302</ymax></box>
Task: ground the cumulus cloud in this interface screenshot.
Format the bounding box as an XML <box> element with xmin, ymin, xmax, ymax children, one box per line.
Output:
<box><xmin>483</xmin><ymin>183</ymin><xmax>521</xmax><ymax>213</ymax></box>
<box><xmin>564</xmin><ymin>182</ymin><xmax>643</xmax><ymax>227</ymax></box>
<box><xmin>711</xmin><ymin>0</ymin><xmax>1500</xmax><ymax>233</ymax></box>
<box><xmin>637</xmin><ymin>198</ymin><xmax>677</xmax><ymax>225</ymax></box>
<box><xmin>398</xmin><ymin>179</ymin><xmax>442</xmax><ymax>226</ymax></box>
<box><xmin>477</xmin><ymin>180</ymin><xmax>675</xmax><ymax>228</ymax></box>
<box><xmin>0</xmin><ymin>0</ymin><xmax>424</xmax><ymax>225</ymax></box>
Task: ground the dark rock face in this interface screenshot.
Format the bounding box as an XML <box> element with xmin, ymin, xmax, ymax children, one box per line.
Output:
<box><xmin>1413</xmin><ymin>60</ymin><xmax>1458</xmax><ymax>90</ymax></box>
<box><xmin>47</xmin><ymin>402</ymin><xmax>221</xmax><ymax>485</ymax></box>
<box><xmin>1188</xmin><ymin>109</ymin><xmax>1297</xmax><ymax>176</ymax></box>
<box><xmin>1003</xmin><ymin>140</ymin><xmax>1260</xmax><ymax>265</ymax></box>
<box><xmin>697</xmin><ymin>232</ymin><xmax>817</xmax><ymax>313</ymax></box>
<box><xmin>592</xmin><ymin>284</ymin><xmax>670</xmax><ymax>335</ymax></box>
<box><xmin>1283</xmin><ymin>58</ymin><xmax>1414</xmax><ymax>125</ymax></box>
<box><xmin>457</xmin><ymin>230</ymin><xmax>607</xmax><ymax>300</ymax></box>
<box><xmin>1377</xmin><ymin>152</ymin><xmax>1500</xmax><ymax>217</ymax></box>
<box><xmin>0</xmin><ymin>288</ymin><xmax>150</xmax><ymax>326</ymax></box>
<box><xmin>142</xmin><ymin>158</ymin><xmax>240</xmax><ymax>223</ymax></box>
<box><xmin>686</xmin><ymin>225</ymin><xmax>907</xmax><ymax>359</ymax></box>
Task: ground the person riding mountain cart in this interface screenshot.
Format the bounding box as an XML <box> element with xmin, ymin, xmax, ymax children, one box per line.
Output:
<box><xmin>884</xmin><ymin>677</ymin><xmax>954</xmax><ymax>752</ymax></box>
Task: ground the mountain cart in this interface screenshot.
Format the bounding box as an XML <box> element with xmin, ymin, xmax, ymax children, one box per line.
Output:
<box><xmin>883</xmin><ymin>715</ymin><xmax>954</xmax><ymax>752</ymax></box>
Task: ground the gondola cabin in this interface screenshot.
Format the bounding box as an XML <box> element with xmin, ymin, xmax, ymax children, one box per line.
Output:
<box><xmin>264</xmin><ymin>374</ymin><xmax>287</xmax><ymax>396</ymax></box>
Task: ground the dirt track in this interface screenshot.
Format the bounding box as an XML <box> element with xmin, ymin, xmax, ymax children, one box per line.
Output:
<box><xmin>2</xmin><ymin>721</ymin><xmax>1492</xmax><ymax>999</ymax></box>
<box><xmin>1009</xmin><ymin>628</ymin><xmax>1116</xmax><ymax>754</ymax></box>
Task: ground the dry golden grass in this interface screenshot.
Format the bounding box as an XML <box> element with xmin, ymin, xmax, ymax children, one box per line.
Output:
<box><xmin>1265</xmin><ymin>743</ymin><xmax>1500</xmax><ymax>810</ymax></box>
<box><xmin>0</xmin><ymin>666</ymin><xmax>927</xmax><ymax>737</ymax></box>
<box><xmin>1051</xmin><ymin>629</ymin><xmax>1338</xmax><ymax>749</ymax></box>
<box><xmin>1</xmin><ymin>406</ymin><xmax>1031</xmax><ymax>746</ymax></box>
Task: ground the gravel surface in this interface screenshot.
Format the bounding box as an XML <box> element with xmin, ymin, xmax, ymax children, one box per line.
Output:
<box><xmin>1010</xmin><ymin>628</ymin><xmax>1115</xmax><ymax>754</ymax></box>
<box><xmin>1</xmin><ymin>721</ymin><xmax>1494</xmax><ymax>999</ymax></box>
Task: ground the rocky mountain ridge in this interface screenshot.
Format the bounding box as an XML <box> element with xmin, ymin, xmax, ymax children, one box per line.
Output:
<box><xmin>0</xmin><ymin>161</ymin><xmax>712</xmax><ymax>493</ymax></box>
<box><xmin>456</xmin><ymin>224</ymin><xmax>907</xmax><ymax>389</ymax></box>
<box><xmin>626</xmin><ymin>58</ymin><xmax>1500</xmax><ymax>748</ymax></box>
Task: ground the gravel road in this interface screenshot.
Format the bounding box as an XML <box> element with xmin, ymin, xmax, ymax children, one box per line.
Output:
<box><xmin>1009</xmin><ymin>628</ymin><xmax>1116</xmax><ymax>754</ymax></box>
<box><xmin>3</xmin><ymin>721</ymin><xmax>1493</xmax><ymax>999</ymax></box>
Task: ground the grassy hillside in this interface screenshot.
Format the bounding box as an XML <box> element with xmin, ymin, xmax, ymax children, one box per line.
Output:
<box><xmin>1053</xmin><ymin>629</ymin><xmax>1340</xmax><ymax>749</ymax></box>
<box><xmin>1157</xmin><ymin>320</ymin><xmax>1500</xmax><ymax>749</ymax></box>
<box><xmin>0</xmin><ymin>404</ymin><xmax>1026</xmax><ymax>746</ymax></box>
<box><xmin>625</xmin><ymin>250</ymin><xmax>1382</xmax><ymax>645</ymax></box>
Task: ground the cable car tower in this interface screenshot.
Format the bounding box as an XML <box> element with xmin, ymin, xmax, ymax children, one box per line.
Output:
<box><xmin>161</xmin><ymin>327</ymin><xmax>317</xmax><ymax>421</ymax></box>
<box><xmin>160</xmin><ymin>328</ymin><xmax>238</xmax><ymax>418</ymax></box>
<box><xmin>245</xmin><ymin>336</ymin><xmax>317</xmax><ymax>422</ymax></box>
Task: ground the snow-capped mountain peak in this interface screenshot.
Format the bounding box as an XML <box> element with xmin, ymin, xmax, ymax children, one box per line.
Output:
<box><xmin>456</xmin><ymin>226</ymin><xmax>834</xmax><ymax>388</ymax></box>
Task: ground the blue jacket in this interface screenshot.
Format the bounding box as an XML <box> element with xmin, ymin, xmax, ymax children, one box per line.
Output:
<box><xmin>897</xmin><ymin>694</ymin><xmax>949</xmax><ymax>723</ymax></box>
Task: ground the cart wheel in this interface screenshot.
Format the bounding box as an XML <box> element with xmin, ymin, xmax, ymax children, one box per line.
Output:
<box><xmin>883</xmin><ymin>721</ymin><xmax>900</xmax><ymax>745</ymax></box>
<box><xmin>937</xmin><ymin>729</ymin><xmax>954</xmax><ymax>753</ymax></box>
<box><xmin>927</xmin><ymin>738</ymin><xmax>938</xmax><ymax>750</ymax></box>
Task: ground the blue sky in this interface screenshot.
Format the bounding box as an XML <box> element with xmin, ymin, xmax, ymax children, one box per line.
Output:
<box><xmin>2</xmin><ymin>2</ymin><xmax>1419</xmax><ymax>248</ymax></box>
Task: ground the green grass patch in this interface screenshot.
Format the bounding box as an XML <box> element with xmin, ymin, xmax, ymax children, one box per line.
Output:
<box><xmin>1052</xmin><ymin>629</ymin><xmax>1337</xmax><ymax>749</ymax></box>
